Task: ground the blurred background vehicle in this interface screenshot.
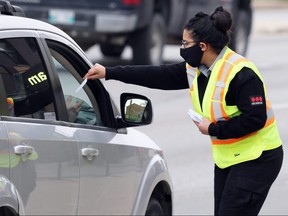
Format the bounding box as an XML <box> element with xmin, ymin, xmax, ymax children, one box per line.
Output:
<box><xmin>9</xmin><ymin>0</ymin><xmax>252</xmax><ymax>65</ymax></box>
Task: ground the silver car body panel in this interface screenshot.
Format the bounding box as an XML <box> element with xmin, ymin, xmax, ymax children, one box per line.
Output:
<box><xmin>76</xmin><ymin>127</ymin><xmax>165</xmax><ymax>215</ymax></box>
<box><xmin>0</xmin><ymin>123</ymin><xmax>19</xmax><ymax>212</ymax></box>
<box><xmin>132</xmin><ymin>153</ymin><xmax>171</xmax><ymax>215</ymax></box>
<box><xmin>2</xmin><ymin>119</ymin><xmax>171</xmax><ymax>215</ymax></box>
<box><xmin>0</xmin><ymin>15</ymin><xmax>172</xmax><ymax>215</ymax></box>
<box><xmin>6</xmin><ymin>121</ymin><xmax>79</xmax><ymax>215</ymax></box>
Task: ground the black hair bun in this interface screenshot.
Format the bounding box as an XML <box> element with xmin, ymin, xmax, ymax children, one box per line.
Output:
<box><xmin>210</xmin><ymin>6</ymin><xmax>232</xmax><ymax>33</ymax></box>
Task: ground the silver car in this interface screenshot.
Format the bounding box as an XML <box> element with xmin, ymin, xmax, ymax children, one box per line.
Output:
<box><xmin>0</xmin><ymin>1</ymin><xmax>173</xmax><ymax>215</ymax></box>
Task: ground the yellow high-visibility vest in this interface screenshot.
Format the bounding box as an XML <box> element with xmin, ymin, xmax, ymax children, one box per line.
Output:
<box><xmin>188</xmin><ymin>47</ymin><xmax>282</xmax><ymax>168</ymax></box>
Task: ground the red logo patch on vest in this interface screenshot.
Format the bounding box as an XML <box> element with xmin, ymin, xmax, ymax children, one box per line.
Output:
<box><xmin>250</xmin><ymin>96</ymin><xmax>263</xmax><ymax>106</ymax></box>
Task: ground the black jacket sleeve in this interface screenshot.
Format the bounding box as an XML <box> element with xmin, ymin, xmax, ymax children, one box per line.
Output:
<box><xmin>209</xmin><ymin>67</ymin><xmax>267</xmax><ymax>139</ymax></box>
<box><xmin>105</xmin><ymin>62</ymin><xmax>189</xmax><ymax>90</ymax></box>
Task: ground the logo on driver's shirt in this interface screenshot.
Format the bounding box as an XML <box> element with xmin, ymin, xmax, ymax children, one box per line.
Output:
<box><xmin>250</xmin><ymin>96</ymin><xmax>263</xmax><ymax>106</ymax></box>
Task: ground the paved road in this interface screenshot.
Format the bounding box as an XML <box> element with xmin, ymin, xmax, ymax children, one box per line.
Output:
<box><xmin>86</xmin><ymin>6</ymin><xmax>288</xmax><ymax>215</ymax></box>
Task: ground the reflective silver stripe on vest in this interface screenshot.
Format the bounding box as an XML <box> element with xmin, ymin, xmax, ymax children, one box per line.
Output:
<box><xmin>187</xmin><ymin>66</ymin><xmax>197</xmax><ymax>88</ymax></box>
<box><xmin>212</xmin><ymin>51</ymin><xmax>275</xmax><ymax>124</ymax></box>
<box><xmin>212</xmin><ymin>53</ymin><xmax>239</xmax><ymax>120</ymax></box>
<box><xmin>266</xmin><ymin>105</ymin><xmax>274</xmax><ymax>120</ymax></box>
<box><xmin>211</xmin><ymin>136</ymin><xmax>217</xmax><ymax>141</ymax></box>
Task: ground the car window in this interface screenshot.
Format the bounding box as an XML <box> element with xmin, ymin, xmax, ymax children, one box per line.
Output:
<box><xmin>46</xmin><ymin>41</ymin><xmax>103</xmax><ymax>126</ymax></box>
<box><xmin>0</xmin><ymin>37</ymin><xmax>56</xmax><ymax>119</ymax></box>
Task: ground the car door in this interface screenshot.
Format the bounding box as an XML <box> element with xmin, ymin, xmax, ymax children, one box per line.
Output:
<box><xmin>0</xmin><ymin>34</ymin><xmax>79</xmax><ymax>215</ymax></box>
<box><xmin>43</xmin><ymin>37</ymin><xmax>144</xmax><ymax>215</ymax></box>
<box><xmin>0</xmin><ymin>77</ymin><xmax>9</xmax><ymax>181</ymax></box>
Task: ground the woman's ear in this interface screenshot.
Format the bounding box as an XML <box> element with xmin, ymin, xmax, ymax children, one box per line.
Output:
<box><xmin>199</xmin><ymin>42</ymin><xmax>208</xmax><ymax>51</ymax></box>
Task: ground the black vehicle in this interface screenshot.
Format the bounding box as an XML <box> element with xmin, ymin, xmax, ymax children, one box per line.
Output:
<box><xmin>9</xmin><ymin>0</ymin><xmax>252</xmax><ymax>65</ymax></box>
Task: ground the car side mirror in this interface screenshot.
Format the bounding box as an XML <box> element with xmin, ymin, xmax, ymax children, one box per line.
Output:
<box><xmin>118</xmin><ymin>93</ymin><xmax>153</xmax><ymax>128</ymax></box>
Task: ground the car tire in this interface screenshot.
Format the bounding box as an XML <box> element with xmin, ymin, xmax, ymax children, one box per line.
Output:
<box><xmin>145</xmin><ymin>197</ymin><xmax>164</xmax><ymax>216</ymax></box>
<box><xmin>131</xmin><ymin>13</ymin><xmax>166</xmax><ymax>65</ymax></box>
<box><xmin>230</xmin><ymin>10</ymin><xmax>251</xmax><ymax>56</ymax></box>
<box><xmin>0</xmin><ymin>207</ymin><xmax>13</xmax><ymax>216</ymax></box>
<box><xmin>100</xmin><ymin>43</ymin><xmax>125</xmax><ymax>58</ymax></box>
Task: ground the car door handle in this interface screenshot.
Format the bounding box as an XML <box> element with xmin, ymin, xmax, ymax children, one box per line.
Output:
<box><xmin>14</xmin><ymin>145</ymin><xmax>35</xmax><ymax>155</ymax></box>
<box><xmin>81</xmin><ymin>148</ymin><xmax>99</xmax><ymax>160</ymax></box>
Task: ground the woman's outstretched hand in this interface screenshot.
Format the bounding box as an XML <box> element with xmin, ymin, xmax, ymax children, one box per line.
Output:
<box><xmin>84</xmin><ymin>63</ymin><xmax>106</xmax><ymax>80</ymax></box>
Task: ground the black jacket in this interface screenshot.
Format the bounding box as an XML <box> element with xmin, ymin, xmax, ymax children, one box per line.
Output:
<box><xmin>106</xmin><ymin>61</ymin><xmax>267</xmax><ymax>140</ymax></box>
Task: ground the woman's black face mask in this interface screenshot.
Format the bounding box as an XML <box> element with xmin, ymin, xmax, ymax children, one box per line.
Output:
<box><xmin>180</xmin><ymin>44</ymin><xmax>204</xmax><ymax>67</ymax></box>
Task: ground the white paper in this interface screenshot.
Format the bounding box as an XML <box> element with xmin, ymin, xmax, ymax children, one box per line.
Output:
<box><xmin>187</xmin><ymin>109</ymin><xmax>203</xmax><ymax>123</ymax></box>
<box><xmin>75</xmin><ymin>78</ymin><xmax>87</xmax><ymax>93</ymax></box>
<box><xmin>43</xmin><ymin>112</ymin><xmax>56</xmax><ymax>121</ymax></box>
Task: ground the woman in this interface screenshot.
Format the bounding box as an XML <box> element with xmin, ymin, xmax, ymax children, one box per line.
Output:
<box><xmin>84</xmin><ymin>7</ymin><xmax>283</xmax><ymax>215</ymax></box>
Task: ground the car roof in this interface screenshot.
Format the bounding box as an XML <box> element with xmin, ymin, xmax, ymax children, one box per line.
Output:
<box><xmin>0</xmin><ymin>14</ymin><xmax>74</xmax><ymax>41</ymax></box>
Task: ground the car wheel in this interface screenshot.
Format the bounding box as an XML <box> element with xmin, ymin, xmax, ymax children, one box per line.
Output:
<box><xmin>0</xmin><ymin>207</ymin><xmax>14</xmax><ymax>216</ymax></box>
<box><xmin>131</xmin><ymin>13</ymin><xmax>166</xmax><ymax>65</ymax></box>
<box><xmin>145</xmin><ymin>197</ymin><xmax>164</xmax><ymax>216</ymax></box>
<box><xmin>100</xmin><ymin>43</ymin><xmax>125</xmax><ymax>57</ymax></box>
<box><xmin>230</xmin><ymin>10</ymin><xmax>251</xmax><ymax>56</ymax></box>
